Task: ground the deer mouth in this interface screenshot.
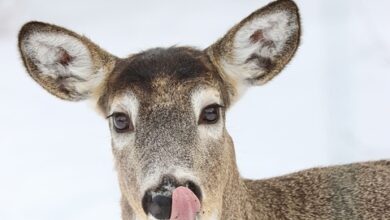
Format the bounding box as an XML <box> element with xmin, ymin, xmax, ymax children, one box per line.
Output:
<box><xmin>142</xmin><ymin>175</ymin><xmax>202</xmax><ymax>220</ymax></box>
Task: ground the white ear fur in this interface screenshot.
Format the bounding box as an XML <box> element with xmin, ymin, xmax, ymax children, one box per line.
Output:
<box><xmin>208</xmin><ymin>0</ymin><xmax>300</xmax><ymax>103</ymax></box>
<box><xmin>21</xmin><ymin>32</ymin><xmax>104</xmax><ymax>98</ymax></box>
<box><xmin>19</xmin><ymin>21</ymin><xmax>116</xmax><ymax>101</ymax></box>
<box><xmin>224</xmin><ymin>11</ymin><xmax>298</xmax><ymax>83</ymax></box>
<box><xmin>23</xmin><ymin>32</ymin><xmax>94</xmax><ymax>80</ymax></box>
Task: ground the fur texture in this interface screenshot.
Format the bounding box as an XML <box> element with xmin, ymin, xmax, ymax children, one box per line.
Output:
<box><xmin>18</xmin><ymin>0</ymin><xmax>390</xmax><ymax>220</ymax></box>
<box><xmin>207</xmin><ymin>0</ymin><xmax>300</xmax><ymax>103</ymax></box>
<box><xmin>18</xmin><ymin>21</ymin><xmax>116</xmax><ymax>101</ymax></box>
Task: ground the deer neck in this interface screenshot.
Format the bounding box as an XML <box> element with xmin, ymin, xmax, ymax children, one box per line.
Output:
<box><xmin>218</xmin><ymin>137</ymin><xmax>266</xmax><ymax>220</ymax></box>
<box><xmin>220</xmin><ymin>169</ymin><xmax>269</xmax><ymax>219</ymax></box>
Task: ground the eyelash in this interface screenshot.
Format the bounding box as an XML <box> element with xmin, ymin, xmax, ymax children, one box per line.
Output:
<box><xmin>107</xmin><ymin>112</ymin><xmax>134</xmax><ymax>133</ymax></box>
<box><xmin>198</xmin><ymin>103</ymin><xmax>224</xmax><ymax>125</ymax></box>
<box><xmin>105</xmin><ymin>103</ymin><xmax>225</xmax><ymax>128</ymax></box>
<box><xmin>106</xmin><ymin>113</ymin><xmax>115</xmax><ymax>119</ymax></box>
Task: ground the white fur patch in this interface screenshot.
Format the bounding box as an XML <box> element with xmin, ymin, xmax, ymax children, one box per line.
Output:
<box><xmin>207</xmin><ymin>211</ymin><xmax>220</xmax><ymax>220</ymax></box>
<box><xmin>150</xmin><ymin>182</ymin><xmax>175</xmax><ymax>197</ymax></box>
<box><xmin>109</xmin><ymin>92</ymin><xmax>140</xmax><ymax>150</ymax></box>
<box><xmin>221</xmin><ymin>10</ymin><xmax>298</xmax><ymax>95</ymax></box>
<box><xmin>191</xmin><ymin>87</ymin><xmax>224</xmax><ymax>140</ymax></box>
<box><xmin>21</xmin><ymin>32</ymin><xmax>103</xmax><ymax>96</ymax></box>
<box><xmin>148</xmin><ymin>215</ymin><xmax>158</xmax><ymax>220</ymax></box>
<box><xmin>140</xmin><ymin>167</ymin><xmax>201</xmax><ymax>199</ymax></box>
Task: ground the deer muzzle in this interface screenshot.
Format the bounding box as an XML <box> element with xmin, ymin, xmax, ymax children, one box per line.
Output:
<box><xmin>142</xmin><ymin>175</ymin><xmax>202</xmax><ymax>220</ymax></box>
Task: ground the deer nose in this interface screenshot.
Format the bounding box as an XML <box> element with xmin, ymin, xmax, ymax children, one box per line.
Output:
<box><xmin>142</xmin><ymin>175</ymin><xmax>202</xmax><ymax>219</ymax></box>
<box><xmin>142</xmin><ymin>175</ymin><xmax>176</xmax><ymax>219</ymax></box>
<box><xmin>145</xmin><ymin>194</ymin><xmax>172</xmax><ymax>219</ymax></box>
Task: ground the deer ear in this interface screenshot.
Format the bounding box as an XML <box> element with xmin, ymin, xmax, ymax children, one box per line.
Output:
<box><xmin>18</xmin><ymin>21</ymin><xmax>117</xmax><ymax>101</ymax></box>
<box><xmin>207</xmin><ymin>0</ymin><xmax>300</xmax><ymax>101</ymax></box>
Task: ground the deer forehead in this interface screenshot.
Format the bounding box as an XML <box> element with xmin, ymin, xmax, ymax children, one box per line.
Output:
<box><xmin>102</xmin><ymin>48</ymin><xmax>226</xmax><ymax>152</ymax></box>
<box><xmin>98</xmin><ymin>47</ymin><xmax>226</xmax><ymax>113</ymax></box>
<box><xmin>110</xmin><ymin>87</ymin><xmax>222</xmax><ymax>123</ymax></box>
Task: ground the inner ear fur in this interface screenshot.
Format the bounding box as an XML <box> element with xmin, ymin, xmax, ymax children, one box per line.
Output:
<box><xmin>18</xmin><ymin>21</ymin><xmax>117</xmax><ymax>101</ymax></box>
<box><xmin>207</xmin><ymin>0</ymin><xmax>301</xmax><ymax>98</ymax></box>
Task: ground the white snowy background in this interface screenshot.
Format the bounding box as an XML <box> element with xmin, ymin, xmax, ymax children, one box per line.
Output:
<box><xmin>1</xmin><ymin>0</ymin><xmax>389</xmax><ymax>219</ymax></box>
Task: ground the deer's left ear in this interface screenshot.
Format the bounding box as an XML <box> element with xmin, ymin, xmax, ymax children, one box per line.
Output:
<box><xmin>18</xmin><ymin>21</ymin><xmax>117</xmax><ymax>101</ymax></box>
<box><xmin>207</xmin><ymin>0</ymin><xmax>300</xmax><ymax>100</ymax></box>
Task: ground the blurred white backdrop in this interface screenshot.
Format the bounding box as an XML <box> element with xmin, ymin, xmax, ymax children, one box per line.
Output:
<box><xmin>1</xmin><ymin>0</ymin><xmax>389</xmax><ymax>219</ymax></box>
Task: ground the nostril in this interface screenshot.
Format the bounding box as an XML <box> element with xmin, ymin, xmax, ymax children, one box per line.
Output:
<box><xmin>142</xmin><ymin>193</ymin><xmax>172</xmax><ymax>219</ymax></box>
<box><xmin>186</xmin><ymin>181</ymin><xmax>202</xmax><ymax>201</ymax></box>
<box><xmin>149</xmin><ymin>195</ymin><xmax>172</xmax><ymax>219</ymax></box>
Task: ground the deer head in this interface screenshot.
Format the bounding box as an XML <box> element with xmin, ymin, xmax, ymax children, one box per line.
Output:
<box><xmin>18</xmin><ymin>0</ymin><xmax>300</xmax><ymax>219</ymax></box>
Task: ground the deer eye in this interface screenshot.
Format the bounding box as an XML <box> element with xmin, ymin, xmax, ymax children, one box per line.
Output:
<box><xmin>109</xmin><ymin>112</ymin><xmax>133</xmax><ymax>133</ymax></box>
<box><xmin>199</xmin><ymin>104</ymin><xmax>221</xmax><ymax>125</ymax></box>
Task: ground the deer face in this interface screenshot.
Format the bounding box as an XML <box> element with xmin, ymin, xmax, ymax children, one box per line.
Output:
<box><xmin>18</xmin><ymin>0</ymin><xmax>300</xmax><ymax>219</ymax></box>
<box><xmin>103</xmin><ymin>48</ymin><xmax>231</xmax><ymax>219</ymax></box>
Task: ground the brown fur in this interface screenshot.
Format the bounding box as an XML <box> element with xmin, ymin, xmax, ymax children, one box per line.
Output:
<box><xmin>18</xmin><ymin>0</ymin><xmax>390</xmax><ymax>219</ymax></box>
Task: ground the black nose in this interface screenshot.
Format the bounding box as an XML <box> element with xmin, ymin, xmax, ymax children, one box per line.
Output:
<box><xmin>142</xmin><ymin>175</ymin><xmax>202</xmax><ymax>219</ymax></box>
<box><xmin>142</xmin><ymin>175</ymin><xmax>177</xmax><ymax>219</ymax></box>
<box><xmin>146</xmin><ymin>194</ymin><xmax>172</xmax><ymax>219</ymax></box>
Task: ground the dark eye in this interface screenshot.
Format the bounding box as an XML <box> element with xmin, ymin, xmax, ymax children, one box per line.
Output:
<box><xmin>110</xmin><ymin>113</ymin><xmax>133</xmax><ymax>133</ymax></box>
<box><xmin>199</xmin><ymin>104</ymin><xmax>221</xmax><ymax>125</ymax></box>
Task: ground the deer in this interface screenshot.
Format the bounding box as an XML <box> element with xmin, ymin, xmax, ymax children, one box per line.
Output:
<box><xmin>18</xmin><ymin>0</ymin><xmax>390</xmax><ymax>219</ymax></box>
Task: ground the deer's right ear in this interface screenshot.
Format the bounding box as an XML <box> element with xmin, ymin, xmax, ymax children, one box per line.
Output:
<box><xmin>18</xmin><ymin>21</ymin><xmax>117</xmax><ymax>101</ymax></box>
<box><xmin>207</xmin><ymin>0</ymin><xmax>300</xmax><ymax>102</ymax></box>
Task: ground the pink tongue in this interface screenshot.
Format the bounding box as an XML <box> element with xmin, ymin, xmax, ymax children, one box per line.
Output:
<box><xmin>170</xmin><ymin>186</ymin><xmax>201</xmax><ymax>220</ymax></box>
